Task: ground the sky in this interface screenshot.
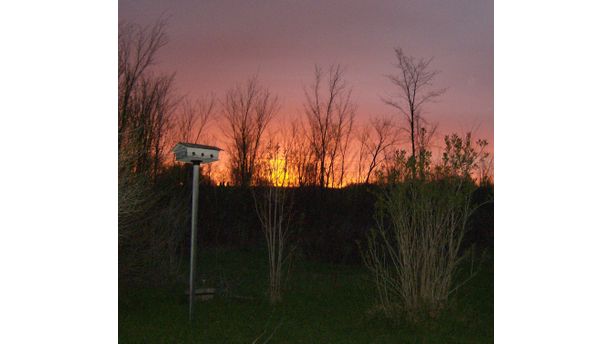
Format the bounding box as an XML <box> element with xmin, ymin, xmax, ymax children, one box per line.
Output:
<box><xmin>119</xmin><ymin>0</ymin><xmax>493</xmax><ymax>154</ymax></box>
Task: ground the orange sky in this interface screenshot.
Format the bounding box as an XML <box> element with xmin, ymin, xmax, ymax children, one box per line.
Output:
<box><xmin>120</xmin><ymin>0</ymin><xmax>493</xmax><ymax>183</ymax></box>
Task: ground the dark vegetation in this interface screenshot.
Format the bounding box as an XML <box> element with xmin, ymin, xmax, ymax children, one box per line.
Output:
<box><xmin>120</xmin><ymin>167</ymin><xmax>492</xmax><ymax>288</ymax></box>
<box><xmin>198</xmin><ymin>183</ymin><xmax>492</xmax><ymax>265</ymax></box>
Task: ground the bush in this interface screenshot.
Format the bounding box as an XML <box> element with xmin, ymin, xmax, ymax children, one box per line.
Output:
<box><xmin>363</xmin><ymin>178</ymin><xmax>482</xmax><ymax>320</ymax></box>
<box><xmin>119</xmin><ymin>164</ymin><xmax>191</xmax><ymax>288</ymax></box>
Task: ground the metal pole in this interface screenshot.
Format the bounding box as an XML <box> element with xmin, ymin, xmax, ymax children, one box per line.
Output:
<box><xmin>189</xmin><ymin>162</ymin><xmax>200</xmax><ymax>322</ymax></box>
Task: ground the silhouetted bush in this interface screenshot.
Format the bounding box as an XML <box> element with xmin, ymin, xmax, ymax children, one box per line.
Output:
<box><xmin>363</xmin><ymin>178</ymin><xmax>484</xmax><ymax>320</ymax></box>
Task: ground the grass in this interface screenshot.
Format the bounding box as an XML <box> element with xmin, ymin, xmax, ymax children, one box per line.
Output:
<box><xmin>119</xmin><ymin>247</ymin><xmax>493</xmax><ymax>343</ymax></box>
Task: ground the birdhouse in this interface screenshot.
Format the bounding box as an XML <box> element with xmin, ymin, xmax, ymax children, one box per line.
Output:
<box><xmin>173</xmin><ymin>142</ymin><xmax>222</xmax><ymax>164</ymax></box>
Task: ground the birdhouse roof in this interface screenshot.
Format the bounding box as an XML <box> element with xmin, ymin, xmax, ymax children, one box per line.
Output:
<box><xmin>173</xmin><ymin>142</ymin><xmax>222</xmax><ymax>151</ymax></box>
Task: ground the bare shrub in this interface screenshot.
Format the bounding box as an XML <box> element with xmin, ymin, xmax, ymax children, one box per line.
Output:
<box><xmin>119</xmin><ymin>159</ymin><xmax>190</xmax><ymax>285</ymax></box>
<box><xmin>363</xmin><ymin>178</ymin><xmax>481</xmax><ymax>320</ymax></box>
<box><xmin>252</xmin><ymin>142</ymin><xmax>294</xmax><ymax>304</ymax></box>
<box><xmin>119</xmin><ymin>190</ymin><xmax>189</xmax><ymax>286</ymax></box>
<box><xmin>118</xmin><ymin>153</ymin><xmax>150</xmax><ymax>240</ymax></box>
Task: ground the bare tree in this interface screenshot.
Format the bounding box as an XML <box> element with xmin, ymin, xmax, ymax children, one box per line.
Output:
<box><xmin>222</xmin><ymin>77</ymin><xmax>279</xmax><ymax>186</ymax></box>
<box><xmin>135</xmin><ymin>74</ymin><xmax>176</xmax><ymax>177</ymax></box>
<box><xmin>358</xmin><ymin>116</ymin><xmax>400</xmax><ymax>184</ymax></box>
<box><xmin>303</xmin><ymin>64</ymin><xmax>356</xmax><ymax>188</ymax></box>
<box><xmin>175</xmin><ymin>95</ymin><xmax>216</xmax><ymax>144</ymax></box>
<box><xmin>119</xmin><ymin>19</ymin><xmax>177</xmax><ymax>178</ymax></box>
<box><xmin>119</xmin><ymin>19</ymin><xmax>168</xmax><ymax>152</ymax></box>
<box><xmin>284</xmin><ymin>119</ymin><xmax>317</xmax><ymax>187</ymax></box>
<box><xmin>331</xmin><ymin>104</ymin><xmax>355</xmax><ymax>187</ymax></box>
<box><xmin>383</xmin><ymin>48</ymin><xmax>446</xmax><ymax>172</ymax></box>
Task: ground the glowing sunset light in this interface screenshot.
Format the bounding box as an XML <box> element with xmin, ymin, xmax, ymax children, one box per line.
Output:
<box><xmin>268</xmin><ymin>157</ymin><xmax>294</xmax><ymax>187</ymax></box>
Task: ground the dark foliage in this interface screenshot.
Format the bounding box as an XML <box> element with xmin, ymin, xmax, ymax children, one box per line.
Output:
<box><xmin>192</xmin><ymin>182</ymin><xmax>492</xmax><ymax>265</ymax></box>
<box><xmin>119</xmin><ymin>163</ymin><xmax>493</xmax><ymax>287</ymax></box>
<box><xmin>463</xmin><ymin>184</ymin><xmax>494</xmax><ymax>251</ymax></box>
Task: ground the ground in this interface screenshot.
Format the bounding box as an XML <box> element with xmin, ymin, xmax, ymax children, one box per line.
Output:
<box><xmin>119</xmin><ymin>247</ymin><xmax>493</xmax><ymax>343</ymax></box>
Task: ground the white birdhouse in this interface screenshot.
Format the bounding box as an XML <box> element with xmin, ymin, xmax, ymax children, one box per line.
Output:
<box><xmin>173</xmin><ymin>142</ymin><xmax>221</xmax><ymax>164</ymax></box>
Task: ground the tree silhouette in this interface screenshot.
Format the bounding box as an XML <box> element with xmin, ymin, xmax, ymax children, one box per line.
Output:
<box><xmin>222</xmin><ymin>77</ymin><xmax>279</xmax><ymax>187</ymax></box>
<box><xmin>303</xmin><ymin>64</ymin><xmax>356</xmax><ymax>188</ymax></box>
<box><xmin>383</xmin><ymin>48</ymin><xmax>446</xmax><ymax>176</ymax></box>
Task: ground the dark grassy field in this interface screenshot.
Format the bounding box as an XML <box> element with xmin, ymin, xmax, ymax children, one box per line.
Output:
<box><xmin>119</xmin><ymin>247</ymin><xmax>493</xmax><ymax>343</ymax></box>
